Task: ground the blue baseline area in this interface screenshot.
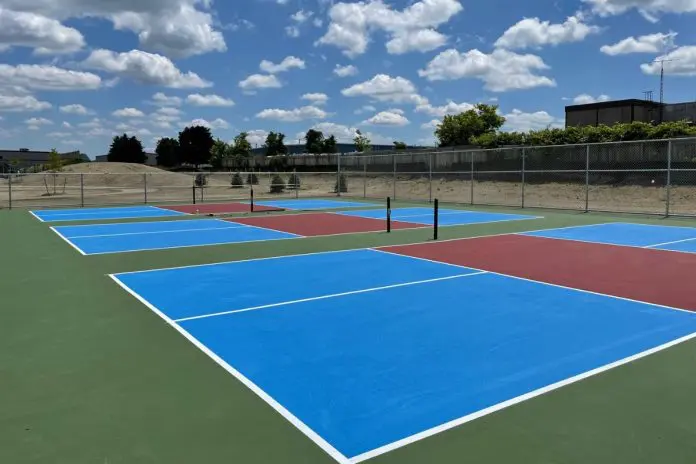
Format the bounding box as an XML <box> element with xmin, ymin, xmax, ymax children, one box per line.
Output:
<box><xmin>339</xmin><ymin>207</ymin><xmax>540</xmax><ymax>226</ymax></box>
<box><xmin>113</xmin><ymin>250</ymin><xmax>696</xmax><ymax>459</ymax></box>
<box><xmin>55</xmin><ymin>218</ymin><xmax>299</xmax><ymax>255</ymax></box>
<box><xmin>251</xmin><ymin>199</ymin><xmax>379</xmax><ymax>210</ymax></box>
<box><xmin>31</xmin><ymin>205</ymin><xmax>186</xmax><ymax>222</ymax></box>
<box><xmin>523</xmin><ymin>222</ymin><xmax>696</xmax><ymax>253</ymax></box>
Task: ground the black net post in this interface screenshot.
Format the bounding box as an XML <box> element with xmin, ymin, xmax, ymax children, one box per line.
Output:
<box><xmin>250</xmin><ymin>187</ymin><xmax>254</xmax><ymax>213</ymax></box>
<box><xmin>434</xmin><ymin>199</ymin><xmax>439</xmax><ymax>241</ymax></box>
<box><xmin>192</xmin><ymin>185</ymin><xmax>196</xmax><ymax>205</ymax></box>
<box><xmin>386</xmin><ymin>196</ymin><xmax>391</xmax><ymax>233</ymax></box>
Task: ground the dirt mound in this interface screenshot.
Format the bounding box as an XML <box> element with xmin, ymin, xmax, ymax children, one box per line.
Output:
<box><xmin>59</xmin><ymin>162</ymin><xmax>170</xmax><ymax>174</ymax></box>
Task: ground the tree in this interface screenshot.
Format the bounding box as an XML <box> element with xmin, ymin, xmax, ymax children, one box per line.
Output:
<box><xmin>47</xmin><ymin>149</ymin><xmax>63</xmax><ymax>171</ymax></box>
<box><xmin>354</xmin><ymin>130</ymin><xmax>371</xmax><ymax>152</ymax></box>
<box><xmin>232</xmin><ymin>132</ymin><xmax>253</xmax><ymax>156</ymax></box>
<box><xmin>264</xmin><ymin>132</ymin><xmax>288</xmax><ymax>157</ymax></box>
<box><xmin>435</xmin><ymin>104</ymin><xmax>506</xmax><ymax>147</ymax></box>
<box><xmin>304</xmin><ymin>129</ymin><xmax>325</xmax><ymax>154</ymax></box>
<box><xmin>107</xmin><ymin>134</ymin><xmax>147</xmax><ymax>163</ymax></box>
<box><xmin>210</xmin><ymin>138</ymin><xmax>229</xmax><ymax>169</ymax></box>
<box><xmin>393</xmin><ymin>141</ymin><xmax>407</xmax><ymax>150</ymax></box>
<box><xmin>155</xmin><ymin>137</ymin><xmax>180</xmax><ymax>167</ymax></box>
<box><xmin>323</xmin><ymin>135</ymin><xmax>337</xmax><ymax>153</ymax></box>
<box><xmin>178</xmin><ymin>125</ymin><xmax>214</xmax><ymax>168</ymax></box>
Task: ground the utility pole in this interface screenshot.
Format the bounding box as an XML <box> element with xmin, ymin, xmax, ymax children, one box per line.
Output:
<box><xmin>652</xmin><ymin>58</ymin><xmax>678</xmax><ymax>123</ymax></box>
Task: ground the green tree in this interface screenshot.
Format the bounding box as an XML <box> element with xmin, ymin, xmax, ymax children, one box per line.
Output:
<box><xmin>210</xmin><ymin>139</ymin><xmax>230</xmax><ymax>169</ymax></box>
<box><xmin>322</xmin><ymin>135</ymin><xmax>338</xmax><ymax>153</ymax></box>
<box><xmin>155</xmin><ymin>137</ymin><xmax>180</xmax><ymax>167</ymax></box>
<box><xmin>232</xmin><ymin>132</ymin><xmax>253</xmax><ymax>156</ymax></box>
<box><xmin>264</xmin><ymin>132</ymin><xmax>288</xmax><ymax>157</ymax></box>
<box><xmin>107</xmin><ymin>134</ymin><xmax>147</xmax><ymax>163</ymax></box>
<box><xmin>178</xmin><ymin>125</ymin><xmax>214</xmax><ymax>168</ymax></box>
<box><xmin>393</xmin><ymin>141</ymin><xmax>407</xmax><ymax>150</ymax></box>
<box><xmin>435</xmin><ymin>104</ymin><xmax>506</xmax><ymax>147</ymax></box>
<box><xmin>354</xmin><ymin>130</ymin><xmax>371</xmax><ymax>152</ymax></box>
<box><xmin>304</xmin><ymin>129</ymin><xmax>325</xmax><ymax>154</ymax></box>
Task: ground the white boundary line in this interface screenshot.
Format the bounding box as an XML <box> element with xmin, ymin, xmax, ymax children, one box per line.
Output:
<box><xmin>108</xmin><ymin>274</ymin><xmax>352</xmax><ymax>464</ymax></box>
<box><xmin>49</xmin><ymin>226</ymin><xmax>87</xmax><ymax>256</ymax></box>
<box><xmin>67</xmin><ymin>224</ymin><xmax>252</xmax><ymax>239</ymax></box>
<box><xmin>646</xmin><ymin>237</ymin><xmax>696</xmax><ymax>248</ymax></box>
<box><xmin>174</xmin><ymin>271</ymin><xmax>487</xmax><ymax>323</ymax></box>
<box><xmin>32</xmin><ymin>205</ymin><xmax>163</xmax><ymax>217</ymax></box>
<box><xmin>349</xmin><ymin>330</ymin><xmax>696</xmax><ymax>463</ymax></box>
<box><xmin>151</xmin><ymin>205</ymin><xmax>192</xmax><ymax>216</ymax></box>
<box><xmin>53</xmin><ymin>217</ymin><xmax>213</xmax><ymax>230</ymax></box>
<box><xmin>29</xmin><ymin>210</ymin><xmax>44</xmax><ymax>222</ymax></box>
<box><xmin>38</xmin><ymin>211</ymin><xmax>189</xmax><ymax>223</ymax></box>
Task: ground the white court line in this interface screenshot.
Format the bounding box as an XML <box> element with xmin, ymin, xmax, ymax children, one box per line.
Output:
<box><xmin>150</xmin><ymin>205</ymin><xmax>192</xmax><ymax>216</ymax></box>
<box><xmin>66</xmin><ymin>224</ymin><xmax>251</xmax><ymax>239</ymax></box>
<box><xmin>49</xmin><ymin>226</ymin><xmax>87</xmax><ymax>256</ymax></box>
<box><xmin>108</xmin><ymin>274</ymin><xmax>352</xmax><ymax>464</ymax></box>
<box><xmin>33</xmin><ymin>207</ymin><xmax>160</xmax><ymax>217</ymax></box>
<box><xmin>29</xmin><ymin>210</ymin><xmax>44</xmax><ymax>222</ymax></box>
<box><xmin>174</xmin><ymin>271</ymin><xmax>488</xmax><ymax>323</ymax></box>
<box><xmin>646</xmin><ymin>237</ymin><xmax>696</xmax><ymax>248</ymax></box>
<box><xmin>349</xmin><ymin>330</ymin><xmax>696</xmax><ymax>463</ymax></box>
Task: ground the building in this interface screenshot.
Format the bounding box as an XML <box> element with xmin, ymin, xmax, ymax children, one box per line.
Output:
<box><xmin>95</xmin><ymin>153</ymin><xmax>157</xmax><ymax>165</ymax></box>
<box><xmin>565</xmin><ymin>99</ymin><xmax>696</xmax><ymax>127</ymax></box>
<box><xmin>0</xmin><ymin>148</ymin><xmax>89</xmax><ymax>172</ymax></box>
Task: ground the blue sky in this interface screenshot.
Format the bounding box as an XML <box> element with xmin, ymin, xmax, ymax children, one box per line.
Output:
<box><xmin>1</xmin><ymin>0</ymin><xmax>696</xmax><ymax>158</ymax></box>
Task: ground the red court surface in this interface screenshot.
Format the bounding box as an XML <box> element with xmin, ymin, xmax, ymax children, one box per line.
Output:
<box><xmin>383</xmin><ymin>234</ymin><xmax>696</xmax><ymax>311</ymax></box>
<box><xmin>227</xmin><ymin>212</ymin><xmax>425</xmax><ymax>237</ymax></box>
<box><xmin>163</xmin><ymin>202</ymin><xmax>282</xmax><ymax>214</ymax></box>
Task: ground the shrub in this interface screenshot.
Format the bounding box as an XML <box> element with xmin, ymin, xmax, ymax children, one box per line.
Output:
<box><xmin>194</xmin><ymin>173</ymin><xmax>208</xmax><ymax>188</ymax></box>
<box><xmin>246</xmin><ymin>172</ymin><xmax>259</xmax><ymax>185</ymax></box>
<box><xmin>334</xmin><ymin>173</ymin><xmax>348</xmax><ymax>193</ymax></box>
<box><xmin>231</xmin><ymin>172</ymin><xmax>244</xmax><ymax>188</ymax></box>
<box><xmin>287</xmin><ymin>172</ymin><xmax>301</xmax><ymax>190</ymax></box>
<box><xmin>270</xmin><ymin>174</ymin><xmax>285</xmax><ymax>193</ymax></box>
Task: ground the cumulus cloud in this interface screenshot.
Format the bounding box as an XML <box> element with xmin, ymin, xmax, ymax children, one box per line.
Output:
<box><xmin>60</xmin><ymin>104</ymin><xmax>91</xmax><ymax>115</ymax></box>
<box><xmin>256</xmin><ymin>105</ymin><xmax>328</xmax><ymax>122</ymax></box>
<box><xmin>415</xmin><ymin>100</ymin><xmax>474</xmax><ymax>117</ymax></box>
<box><xmin>334</xmin><ymin>64</ymin><xmax>358</xmax><ymax>77</ymax></box>
<box><xmin>600</xmin><ymin>32</ymin><xmax>676</xmax><ymax>55</ymax></box>
<box><xmin>186</xmin><ymin>94</ymin><xmax>235</xmax><ymax>107</ymax></box>
<box><xmin>151</xmin><ymin>92</ymin><xmax>182</xmax><ymax>106</ymax></box>
<box><xmin>342</xmin><ymin>74</ymin><xmax>427</xmax><ymax>105</ymax></box>
<box><xmin>0</xmin><ymin>7</ymin><xmax>85</xmax><ymax>54</ymax></box>
<box><xmin>301</xmin><ymin>93</ymin><xmax>329</xmax><ymax>105</ymax></box>
<box><xmin>0</xmin><ymin>64</ymin><xmax>101</xmax><ymax>90</ymax></box>
<box><xmin>583</xmin><ymin>0</ymin><xmax>696</xmax><ymax>21</ymax></box>
<box><xmin>364</xmin><ymin>110</ymin><xmax>410</xmax><ymax>126</ymax></box>
<box><xmin>502</xmin><ymin>109</ymin><xmax>564</xmax><ymax>132</ymax></box>
<box><xmin>238</xmin><ymin>74</ymin><xmax>282</xmax><ymax>92</ymax></box>
<box><xmin>0</xmin><ymin>95</ymin><xmax>51</xmax><ymax>112</ymax></box>
<box><xmin>641</xmin><ymin>46</ymin><xmax>696</xmax><ymax>76</ymax></box>
<box><xmin>572</xmin><ymin>94</ymin><xmax>610</xmax><ymax>104</ymax></box>
<box><xmin>494</xmin><ymin>16</ymin><xmax>600</xmax><ymax>50</ymax></box>
<box><xmin>259</xmin><ymin>56</ymin><xmax>306</xmax><ymax>73</ymax></box>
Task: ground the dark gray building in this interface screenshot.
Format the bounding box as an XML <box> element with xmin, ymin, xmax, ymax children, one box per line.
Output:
<box><xmin>566</xmin><ymin>99</ymin><xmax>696</xmax><ymax>127</ymax></box>
<box><xmin>0</xmin><ymin>148</ymin><xmax>89</xmax><ymax>172</ymax></box>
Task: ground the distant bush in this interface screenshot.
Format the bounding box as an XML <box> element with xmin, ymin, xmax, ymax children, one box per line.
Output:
<box><xmin>194</xmin><ymin>173</ymin><xmax>208</xmax><ymax>187</ymax></box>
<box><xmin>231</xmin><ymin>172</ymin><xmax>244</xmax><ymax>188</ymax></box>
<box><xmin>246</xmin><ymin>172</ymin><xmax>259</xmax><ymax>185</ymax></box>
<box><xmin>334</xmin><ymin>173</ymin><xmax>347</xmax><ymax>193</ymax></box>
<box><xmin>287</xmin><ymin>172</ymin><xmax>300</xmax><ymax>190</ymax></box>
<box><xmin>270</xmin><ymin>174</ymin><xmax>285</xmax><ymax>193</ymax></box>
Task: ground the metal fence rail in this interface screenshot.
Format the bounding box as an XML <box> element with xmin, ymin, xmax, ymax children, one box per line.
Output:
<box><xmin>3</xmin><ymin>139</ymin><xmax>696</xmax><ymax>217</ymax></box>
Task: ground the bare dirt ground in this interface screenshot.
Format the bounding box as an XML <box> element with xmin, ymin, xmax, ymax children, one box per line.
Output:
<box><xmin>1</xmin><ymin>163</ymin><xmax>695</xmax><ymax>216</ymax></box>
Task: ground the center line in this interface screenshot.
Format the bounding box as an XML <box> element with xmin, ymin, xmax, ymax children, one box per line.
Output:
<box><xmin>174</xmin><ymin>271</ymin><xmax>488</xmax><ymax>323</ymax></box>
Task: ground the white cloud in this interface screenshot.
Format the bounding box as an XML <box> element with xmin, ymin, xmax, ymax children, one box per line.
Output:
<box><xmin>151</xmin><ymin>92</ymin><xmax>182</xmax><ymax>106</ymax></box>
<box><xmin>155</xmin><ymin>107</ymin><xmax>183</xmax><ymax>116</ymax></box>
<box><xmin>355</xmin><ymin>105</ymin><xmax>377</xmax><ymax>114</ymax></box>
<box><xmin>246</xmin><ymin>129</ymin><xmax>270</xmax><ymax>146</ymax></box>
<box><xmin>285</xmin><ymin>26</ymin><xmax>300</xmax><ymax>37</ymax></box>
<box><xmin>239</xmin><ymin>74</ymin><xmax>282</xmax><ymax>91</ymax></box>
<box><xmin>301</xmin><ymin>93</ymin><xmax>329</xmax><ymax>105</ymax></box>
<box><xmin>421</xmin><ymin>119</ymin><xmax>440</xmax><ymax>130</ymax></box>
<box><xmin>502</xmin><ymin>109</ymin><xmax>564</xmax><ymax>132</ymax></box>
<box><xmin>334</xmin><ymin>64</ymin><xmax>358</xmax><ymax>77</ymax></box>
<box><xmin>186</xmin><ymin>94</ymin><xmax>235</xmax><ymax>107</ymax></box>
<box><xmin>313</xmin><ymin>18</ymin><xmax>323</xmax><ymax>28</ymax></box>
<box><xmin>572</xmin><ymin>94</ymin><xmax>610</xmax><ymax>104</ymax></box>
<box><xmin>600</xmin><ymin>32</ymin><xmax>676</xmax><ymax>55</ymax></box>
<box><xmin>583</xmin><ymin>0</ymin><xmax>696</xmax><ymax>20</ymax></box>
<box><xmin>59</xmin><ymin>104</ymin><xmax>91</xmax><ymax>115</ymax></box>
<box><xmin>641</xmin><ymin>46</ymin><xmax>696</xmax><ymax>76</ymax></box>
<box><xmin>365</xmin><ymin>110</ymin><xmax>410</xmax><ymax>126</ymax></box>
<box><xmin>77</xmin><ymin>118</ymin><xmax>102</xmax><ymax>129</ymax></box>
<box><xmin>47</xmin><ymin>131</ymin><xmax>71</xmax><ymax>138</ymax></box>
<box><xmin>188</xmin><ymin>118</ymin><xmax>229</xmax><ymax>129</ymax></box>
<box><xmin>62</xmin><ymin>121</ymin><xmax>72</xmax><ymax>128</ymax></box>
<box><xmin>25</xmin><ymin>117</ymin><xmax>52</xmax><ymax>126</ymax></box>
<box><xmin>0</xmin><ymin>7</ymin><xmax>85</xmax><ymax>54</ymax></box>
<box><xmin>61</xmin><ymin>139</ymin><xmax>83</xmax><ymax>146</ymax></box>
<box><xmin>415</xmin><ymin>100</ymin><xmax>474</xmax><ymax>117</ymax></box>
<box><xmin>419</xmin><ymin>48</ymin><xmax>556</xmax><ymax>92</ymax></box>
<box><xmin>317</xmin><ymin>0</ymin><xmax>463</xmax><ymax>56</ymax></box>
<box><xmin>342</xmin><ymin>74</ymin><xmax>427</xmax><ymax>105</ymax></box>
<box><xmin>113</xmin><ymin>107</ymin><xmax>145</xmax><ymax>118</ymax></box>
<box><xmin>257</xmin><ymin>105</ymin><xmax>328</xmax><ymax>122</ymax></box>
<box><xmin>0</xmin><ymin>94</ymin><xmax>51</xmax><ymax>112</ymax></box>
<box><xmin>494</xmin><ymin>16</ymin><xmax>600</xmax><ymax>50</ymax></box>
<box><xmin>82</xmin><ymin>49</ymin><xmax>211</xmax><ymax>88</ymax></box>
<box><xmin>259</xmin><ymin>56</ymin><xmax>306</xmax><ymax>73</ymax></box>
<box><xmin>0</xmin><ymin>64</ymin><xmax>101</xmax><ymax>90</ymax></box>
<box><xmin>291</xmin><ymin>10</ymin><xmax>313</xmax><ymax>23</ymax></box>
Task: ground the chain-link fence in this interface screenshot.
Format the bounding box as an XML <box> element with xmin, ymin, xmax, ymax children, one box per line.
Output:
<box><xmin>4</xmin><ymin>139</ymin><xmax>696</xmax><ymax>217</ymax></box>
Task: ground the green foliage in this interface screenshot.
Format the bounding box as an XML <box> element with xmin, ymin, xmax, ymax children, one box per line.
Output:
<box><xmin>178</xmin><ymin>125</ymin><xmax>214</xmax><ymax>167</ymax></box>
<box><xmin>270</xmin><ymin>173</ymin><xmax>285</xmax><ymax>193</ymax></box>
<box><xmin>304</xmin><ymin>129</ymin><xmax>325</xmax><ymax>154</ymax></box>
<box><xmin>287</xmin><ymin>172</ymin><xmax>301</xmax><ymax>190</ymax></box>
<box><xmin>436</xmin><ymin>104</ymin><xmax>506</xmax><ymax>147</ymax></box>
<box><xmin>210</xmin><ymin>139</ymin><xmax>230</xmax><ymax>169</ymax></box>
<box><xmin>232</xmin><ymin>132</ymin><xmax>253</xmax><ymax>156</ymax></box>
<box><xmin>323</xmin><ymin>135</ymin><xmax>338</xmax><ymax>154</ymax></box>
<box><xmin>354</xmin><ymin>130</ymin><xmax>371</xmax><ymax>152</ymax></box>
<box><xmin>155</xmin><ymin>137</ymin><xmax>181</xmax><ymax>167</ymax></box>
<box><xmin>268</xmin><ymin>155</ymin><xmax>288</xmax><ymax>172</ymax></box>
<box><xmin>264</xmin><ymin>132</ymin><xmax>288</xmax><ymax>157</ymax></box>
<box><xmin>393</xmin><ymin>141</ymin><xmax>407</xmax><ymax>150</ymax></box>
<box><xmin>469</xmin><ymin>120</ymin><xmax>696</xmax><ymax>148</ymax></box>
<box><xmin>334</xmin><ymin>173</ymin><xmax>348</xmax><ymax>193</ymax></box>
<box><xmin>246</xmin><ymin>172</ymin><xmax>259</xmax><ymax>185</ymax></box>
<box><xmin>230</xmin><ymin>172</ymin><xmax>244</xmax><ymax>188</ymax></box>
<box><xmin>47</xmin><ymin>149</ymin><xmax>64</xmax><ymax>171</ymax></box>
<box><xmin>107</xmin><ymin>134</ymin><xmax>146</xmax><ymax>164</ymax></box>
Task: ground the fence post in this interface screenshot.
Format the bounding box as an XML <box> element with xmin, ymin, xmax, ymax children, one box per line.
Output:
<box><xmin>8</xmin><ymin>174</ymin><xmax>11</xmax><ymax>210</ymax></box>
<box><xmin>666</xmin><ymin>140</ymin><xmax>672</xmax><ymax>217</ymax></box>
<box><xmin>337</xmin><ymin>154</ymin><xmax>341</xmax><ymax>197</ymax></box>
<box><xmin>80</xmin><ymin>173</ymin><xmax>84</xmax><ymax>207</ymax></box>
<box><xmin>294</xmin><ymin>168</ymin><xmax>299</xmax><ymax>199</ymax></box>
<box><xmin>521</xmin><ymin>148</ymin><xmax>526</xmax><ymax>209</ymax></box>
<box><xmin>585</xmin><ymin>144</ymin><xmax>590</xmax><ymax>213</ymax></box>
<box><xmin>470</xmin><ymin>151</ymin><xmax>475</xmax><ymax>205</ymax></box>
<box><xmin>429</xmin><ymin>152</ymin><xmax>433</xmax><ymax>203</ymax></box>
<box><xmin>144</xmin><ymin>174</ymin><xmax>148</xmax><ymax>204</ymax></box>
<box><xmin>363</xmin><ymin>155</ymin><xmax>367</xmax><ymax>198</ymax></box>
<box><xmin>392</xmin><ymin>154</ymin><xmax>397</xmax><ymax>200</ymax></box>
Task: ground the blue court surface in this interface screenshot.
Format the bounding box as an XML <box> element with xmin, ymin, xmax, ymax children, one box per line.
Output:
<box><xmin>251</xmin><ymin>199</ymin><xmax>378</xmax><ymax>210</ymax></box>
<box><xmin>31</xmin><ymin>205</ymin><xmax>186</xmax><ymax>222</ymax></box>
<box><xmin>111</xmin><ymin>249</ymin><xmax>696</xmax><ymax>461</ymax></box>
<box><xmin>52</xmin><ymin>218</ymin><xmax>298</xmax><ymax>255</ymax></box>
<box><xmin>522</xmin><ymin>222</ymin><xmax>696</xmax><ymax>253</ymax></box>
<box><xmin>339</xmin><ymin>207</ymin><xmax>540</xmax><ymax>226</ymax></box>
